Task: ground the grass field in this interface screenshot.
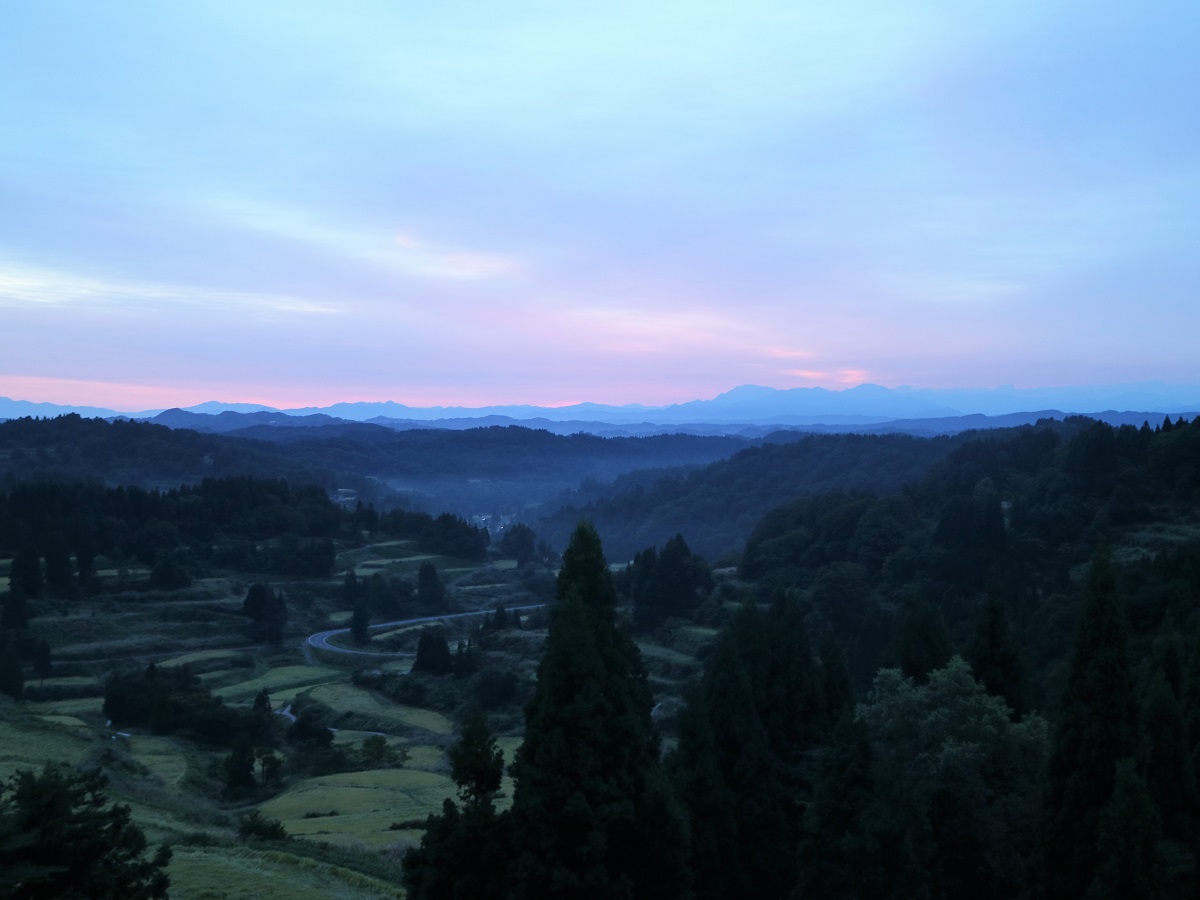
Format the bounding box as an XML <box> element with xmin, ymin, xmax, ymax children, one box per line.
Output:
<box><xmin>169</xmin><ymin>846</ymin><xmax>404</xmax><ymax>899</ymax></box>
<box><xmin>0</xmin><ymin>709</ymin><xmax>93</xmax><ymax>778</ymax></box>
<box><xmin>259</xmin><ymin>768</ymin><xmax>456</xmax><ymax>848</ymax></box>
<box><xmin>126</xmin><ymin>734</ymin><xmax>191</xmax><ymax>789</ymax></box>
<box><xmin>305</xmin><ymin>684</ymin><xmax>455</xmax><ymax>736</ymax></box>
<box><xmin>25</xmin><ymin>695</ymin><xmax>105</xmax><ymax>717</ymax></box>
<box><xmin>214</xmin><ymin>666</ymin><xmax>345</xmax><ymax>703</ymax></box>
<box><xmin>159</xmin><ymin>649</ymin><xmax>247</xmax><ymax>669</ymax></box>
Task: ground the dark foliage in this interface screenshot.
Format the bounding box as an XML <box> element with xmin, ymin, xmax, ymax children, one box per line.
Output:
<box><xmin>103</xmin><ymin>662</ymin><xmax>274</xmax><ymax>748</ymax></box>
<box><xmin>403</xmin><ymin>713</ymin><xmax>513</xmax><ymax>899</ymax></box>
<box><xmin>412</xmin><ymin>628</ymin><xmax>454</xmax><ymax>676</ymax></box>
<box><xmin>508</xmin><ymin>522</ymin><xmax>690</xmax><ymax>899</ymax></box>
<box><xmin>0</xmin><ymin>763</ymin><xmax>171</xmax><ymax>899</ymax></box>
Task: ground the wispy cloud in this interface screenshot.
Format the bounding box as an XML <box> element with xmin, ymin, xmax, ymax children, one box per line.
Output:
<box><xmin>0</xmin><ymin>260</ymin><xmax>339</xmax><ymax>315</ymax></box>
<box><xmin>200</xmin><ymin>195</ymin><xmax>524</xmax><ymax>283</ymax></box>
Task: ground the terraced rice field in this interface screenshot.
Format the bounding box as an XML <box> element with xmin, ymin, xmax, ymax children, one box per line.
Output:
<box><xmin>258</xmin><ymin>768</ymin><xmax>456</xmax><ymax>848</ymax></box>
<box><xmin>214</xmin><ymin>666</ymin><xmax>345</xmax><ymax>703</ymax></box>
<box><xmin>168</xmin><ymin>846</ymin><xmax>404</xmax><ymax>899</ymax></box>
<box><xmin>305</xmin><ymin>684</ymin><xmax>454</xmax><ymax>735</ymax></box>
<box><xmin>158</xmin><ymin>649</ymin><xmax>247</xmax><ymax>669</ymax></box>
<box><xmin>0</xmin><ymin>715</ymin><xmax>92</xmax><ymax>778</ymax></box>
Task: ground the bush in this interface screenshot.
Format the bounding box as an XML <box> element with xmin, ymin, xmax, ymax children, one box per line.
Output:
<box><xmin>238</xmin><ymin>810</ymin><xmax>289</xmax><ymax>842</ymax></box>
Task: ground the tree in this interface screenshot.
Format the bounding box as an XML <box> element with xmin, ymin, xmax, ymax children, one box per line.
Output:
<box><xmin>350</xmin><ymin>596</ymin><xmax>370</xmax><ymax>646</ymax></box>
<box><xmin>403</xmin><ymin>713</ymin><xmax>513</xmax><ymax>900</ymax></box>
<box><xmin>341</xmin><ymin>569</ymin><xmax>359</xmax><ymax>607</ymax></box>
<box><xmin>631</xmin><ymin>534</ymin><xmax>711</xmax><ymax>631</ymax></box>
<box><xmin>852</xmin><ymin>658</ymin><xmax>1048</xmax><ymax>899</ymax></box>
<box><xmin>224</xmin><ymin>735</ymin><xmax>257</xmax><ymax>796</ymax></box>
<box><xmin>447</xmin><ymin>710</ymin><xmax>504</xmax><ymax>810</ymax></box>
<box><xmin>968</xmin><ymin>594</ymin><xmax>1031</xmax><ymax>717</ymax></box>
<box><xmin>31</xmin><ymin>640</ymin><xmax>51</xmax><ymax>684</ymax></box>
<box><xmin>242</xmin><ymin>583</ymin><xmax>287</xmax><ymax>644</ymax></box>
<box><xmin>1035</xmin><ymin>548</ymin><xmax>1140</xmax><ymax>900</ymax></box>
<box><xmin>0</xmin><ymin>762</ymin><xmax>171</xmax><ymax>898</ymax></box>
<box><xmin>0</xmin><ymin>638</ymin><xmax>23</xmax><ymax>701</ymax></box>
<box><xmin>412</xmin><ymin>628</ymin><xmax>454</xmax><ymax>675</ymax></box>
<box><xmin>499</xmin><ymin>523</ymin><xmax>537</xmax><ymax>567</ymax></box>
<box><xmin>42</xmin><ymin>534</ymin><xmax>74</xmax><ymax>597</ymax></box>
<box><xmin>508</xmin><ymin>521</ymin><xmax>689</xmax><ymax>899</ymax></box>
<box><xmin>9</xmin><ymin>547</ymin><xmax>42</xmax><ymax>599</ymax></box>
<box><xmin>148</xmin><ymin>549</ymin><xmax>190</xmax><ymax>590</ymax></box>
<box><xmin>0</xmin><ymin>588</ymin><xmax>29</xmax><ymax>634</ymax></box>
<box><xmin>1085</xmin><ymin>760</ymin><xmax>1162</xmax><ymax>900</ymax></box>
<box><xmin>416</xmin><ymin>562</ymin><xmax>446</xmax><ymax>610</ymax></box>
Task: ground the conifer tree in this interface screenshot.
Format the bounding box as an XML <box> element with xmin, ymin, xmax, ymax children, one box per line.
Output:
<box><xmin>509</xmin><ymin>522</ymin><xmax>688</xmax><ymax>899</ymax></box>
<box><xmin>1035</xmin><ymin>548</ymin><xmax>1140</xmax><ymax>899</ymax></box>
<box><xmin>1085</xmin><ymin>760</ymin><xmax>1162</xmax><ymax>900</ymax></box>
<box><xmin>672</xmin><ymin>595</ymin><xmax>827</xmax><ymax>899</ymax></box>
<box><xmin>404</xmin><ymin>712</ymin><xmax>512</xmax><ymax>899</ymax></box>
<box><xmin>969</xmin><ymin>594</ymin><xmax>1031</xmax><ymax>717</ymax></box>
<box><xmin>0</xmin><ymin>639</ymin><xmax>22</xmax><ymax>701</ymax></box>
<box><xmin>350</xmin><ymin>596</ymin><xmax>370</xmax><ymax>645</ymax></box>
<box><xmin>1141</xmin><ymin>669</ymin><xmax>1195</xmax><ymax>843</ymax></box>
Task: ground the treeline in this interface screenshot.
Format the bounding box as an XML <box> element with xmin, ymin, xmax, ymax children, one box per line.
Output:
<box><xmin>537</xmin><ymin>430</ymin><xmax>965</xmax><ymax>561</ymax></box>
<box><xmin>0</xmin><ymin>414</ymin><xmax>347</xmax><ymax>492</ymax></box>
<box><xmin>0</xmin><ymin>476</ymin><xmax>489</xmax><ymax>599</ymax></box>
<box><xmin>0</xmin><ymin>415</ymin><xmax>751</xmax><ymax>518</ymax></box>
<box><xmin>740</xmin><ymin>415</ymin><xmax>1200</xmax><ymax>689</ymax></box>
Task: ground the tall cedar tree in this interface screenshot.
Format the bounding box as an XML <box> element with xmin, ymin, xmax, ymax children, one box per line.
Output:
<box><xmin>1036</xmin><ymin>548</ymin><xmax>1140</xmax><ymax>899</ymax></box>
<box><xmin>672</xmin><ymin>596</ymin><xmax>828</xmax><ymax>899</ymax></box>
<box><xmin>508</xmin><ymin>522</ymin><xmax>689</xmax><ymax>899</ymax></box>
<box><xmin>350</xmin><ymin>596</ymin><xmax>370</xmax><ymax>645</ymax></box>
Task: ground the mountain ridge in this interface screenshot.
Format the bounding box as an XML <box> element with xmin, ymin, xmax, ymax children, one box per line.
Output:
<box><xmin>2</xmin><ymin>381</ymin><xmax>1198</xmax><ymax>430</ymax></box>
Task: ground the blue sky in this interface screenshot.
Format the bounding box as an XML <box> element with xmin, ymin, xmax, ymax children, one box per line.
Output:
<box><xmin>2</xmin><ymin>1</ymin><xmax>1197</xmax><ymax>409</ymax></box>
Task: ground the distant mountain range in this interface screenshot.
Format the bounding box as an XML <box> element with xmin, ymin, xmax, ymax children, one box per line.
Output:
<box><xmin>1</xmin><ymin>382</ymin><xmax>1198</xmax><ymax>437</ymax></box>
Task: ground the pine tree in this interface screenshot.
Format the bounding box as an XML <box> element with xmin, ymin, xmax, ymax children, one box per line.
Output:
<box><xmin>350</xmin><ymin>596</ymin><xmax>370</xmax><ymax>645</ymax></box>
<box><xmin>1141</xmin><ymin>670</ymin><xmax>1195</xmax><ymax>842</ymax></box>
<box><xmin>0</xmin><ymin>588</ymin><xmax>28</xmax><ymax>634</ymax></box>
<box><xmin>1085</xmin><ymin>760</ymin><xmax>1162</xmax><ymax>900</ymax></box>
<box><xmin>416</xmin><ymin>562</ymin><xmax>446</xmax><ymax>609</ymax></box>
<box><xmin>32</xmin><ymin>639</ymin><xmax>51</xmax><ymax>684</ymax></box>
<box><xmin>1036</xmin><ymin>548</ymin><xmax>1140</xmax><ymax>899</ymax></box>
<box><xmin>447</xmin><ymin>710</ymin><xmax>505</xmax><ymax>810</ymax></box>
<box><xmin>672</xmin><ymin>595</ymin><xmax>829</xmax><ymax>899</ymax></box>
<box><xmin>509</xmin><ymin>522</ymin><xmax>689</xmax><ymax>899</ymax></box>
<box><xmin>969</xmin><ymin>594</ymin><xmax>1031</xmax><ymax>717</ymax></box>
<box><xmin>0</xmin><ymin>639</ymin><xmax>22</xmax><ymax>701</ymax></box>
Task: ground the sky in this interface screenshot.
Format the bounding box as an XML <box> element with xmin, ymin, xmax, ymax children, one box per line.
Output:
<box><xmin>1</xmin><ymin>1</ymin><xmax>1198</xmax><ymax>411</ymax></box>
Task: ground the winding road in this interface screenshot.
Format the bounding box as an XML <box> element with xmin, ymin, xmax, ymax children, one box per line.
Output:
<box><xmin>305</xmin><ymin>605</ymin><xmax>546</xmax><ymax>661</ymax></box>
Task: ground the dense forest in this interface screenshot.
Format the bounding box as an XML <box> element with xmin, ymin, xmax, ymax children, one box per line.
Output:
<box><xmin>402</xmin><ymin>414</ymin><xmax>1200</xmax><ymax>898</ymax></box>
<box><xmin>2</xmin><ymin>412</ymin><xmax>1200</xmax><ymax>897</ymax></box>
<box><xmin>0</xmin><ymin>414</ymin><xmax>753</xmax><ymax>518</ymax></box>
<box><xmin>537</xmin><ymin>429</ymin><xmax>966</xmax><ymax>560</ymax></box>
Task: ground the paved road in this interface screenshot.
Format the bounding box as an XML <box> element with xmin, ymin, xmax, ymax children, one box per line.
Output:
<box><xmin>305</xmin><ymin>605</ymin><xmax>546</xmax><ymax>660</ymax></box>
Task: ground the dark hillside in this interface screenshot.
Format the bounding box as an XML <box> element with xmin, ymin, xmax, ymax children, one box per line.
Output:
<box><xmin>740</xmin><ymin>415</ymin><xmax>1200</xmax><ymax>690</ymax></box>
<box><xmin>0</xmin><ymin>416</ymin><xmax>751</xmax><ymax>518</ymax></box>
<box><xmin>537</xmin><ymin>431</ymin><xmax>963</xmax><ymax>561</ymax></box>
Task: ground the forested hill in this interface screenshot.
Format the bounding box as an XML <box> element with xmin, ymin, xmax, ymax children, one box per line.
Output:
<box><xmin>740</xmin><ymin>414</ymin><xmax>1200</xmax><ymax>690</ymax></box>
<box><xmin>536</xmin><ymin>430</ymin><xmax>966</xmax><ymax>562</ymax></box>
<box><xmin>0</xmin><ymin>415</ymin><xmax>338</xmax><ymax>491</ymax></box>
<box><xmin>0</xmin><ymin>415</ymin><xmax>752</xmax><ymax>517</ymax></box>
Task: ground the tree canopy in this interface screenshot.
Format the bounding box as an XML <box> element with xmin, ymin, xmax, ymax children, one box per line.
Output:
<box><xmin>0</xmin><ymin>763</ymin><xmax>171</xmax><ymax>899</ymax></box>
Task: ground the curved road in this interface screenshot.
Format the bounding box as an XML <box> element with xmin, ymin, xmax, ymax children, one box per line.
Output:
<box><xmin>305</xmin><ymin>605</ymin><xmax>546</xmax><ymax>660</ymax></box>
